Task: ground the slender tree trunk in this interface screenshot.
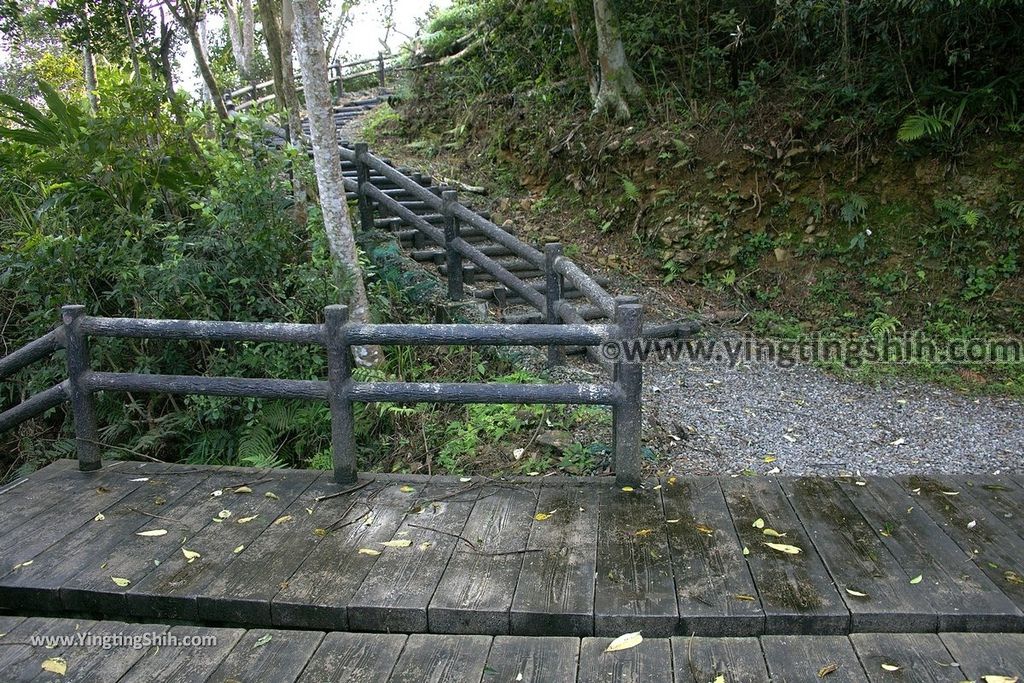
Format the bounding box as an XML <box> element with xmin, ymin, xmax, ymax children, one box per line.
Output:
<box><xmin>291</xmin><ymin>0</ymin><xmax>379</xmax><ymax>366</ymax></box>
<box><xmin>223</xmin><ymin>0</ymin><xmax>247</xmax><ymax>78</ymax></box>
<box><xmin>281</xmin><ymin>0</ymin><xmax>307</xmax><ymax>226</ymax></box>
<box><xmin>568</xmin><ymin>0</ymin><xmax>598</xmax><ymax>101</ymax></box>
<box><xmin>167</xmin><ymin>0</ymin><xmax>230</xmax><ymax>119</ymax></box>
<box><xmin>592</xmin><ymin>0</ymin><xmax>639</xmax><ymax>120</ymax></box>
<box><xmin>82</xmin><ymin>42</ymin><xmax>98</xmax><ymax>113</ymax></box>
<box><xmin>256</xmin><ymin>0</ymin><xmax>287</xmax><ymax>107</ymax></box>
<box><xmin>241</xmin><ymin>0</ymin><xmax>255</xmax><ymax>79</ymax></box>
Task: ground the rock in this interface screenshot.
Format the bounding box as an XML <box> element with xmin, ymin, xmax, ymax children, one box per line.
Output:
<box><xmin>536</xmin><ymin>430</ymin><xmax>575</xmax><ymax>452</ymax></box>
<box><xmin>712</xmin><ymin>310</ymin><xmax>745</xmax><ymax>323</ymax></box>
<box><xmin>774</xmin><ymin>247</ymin><xmax>790</xmax><ymax>262</ymax></box>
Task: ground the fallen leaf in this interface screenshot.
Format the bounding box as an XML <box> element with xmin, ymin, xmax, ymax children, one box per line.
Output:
<box><xmin>941</xmin><ymin>491</ymin><xmax>960</xmax><ymax>496</ymax></box>
<box><xmin>314</xmin><ymin>528</ymin><xmax>328</xmax><ymax>537</ymax></box>
<box><xmin>233</xmin><ymin>545</ymin><xmax>245</xmax><ymax>554</ymax></box>
<box><xmin>1004</xmin><ymin>570</ymin><xmax>1024</xmax><ymax>586</ymax></box>
<box><xmin>845</xmin><ymin>588</ymin><xmax>869</xmax><ymax>597</ymax></box>
<box><xmin>694</xmin><ymin>524</ymin><xmax>714</xmax><ymax>536</ymax></box>
<box><xmin>763</xmin><ymin>456</ymin><xmax>777</xmax><ymax>463</ymax></box>
<box><xmin>967</xmin><ymin>520</ymin><xmax>977</xmax><ymax>529</ymax></box>
<box><xmin>41</xmin><ymin>657</ymin><xmax>67</xmax><ymax>675</ymax></box>
<box><xmin>742</xmin><ymin>547</ymin><xmax>750</xmax><ymax>556</ymax></box>
<box><xmin>604</xmin><ymin>631</ymin><xmax>643</xmax><ymax>652</ymax></box>
<box><xmin>764</xmin><ymin>542</ymin><xmax>802</xmax><ymax>555</ymax></box>
<box><xmin>237</xmin><ymin>515</ymin><xmax>259</xmax><ymax>524</ymax></box>
<box><xmin>234</xmin><ymin>486</ymin><xmax>252</xmax><ymax>494</ymax></box>
<box><xmin>399</xmin><ymin>485</ymin><xmax>415</xmax><ymax>493</ymax></box>
<box><xmin>182</xmin><ymin>548</ymin><xmax>201</xmax><ymax>563</ymax></box>
<box><xmin>211</xmin><ymin>489</ymin><xmax>223</xmax><ymax>497</ymax></box>
<box><xmin>459</xmin><ymin>477</ymin><xmax>472</xmax><ymax>482</ymax></box>
<box><xmin>713</xmin><ymin>676</ymin><xmax>725</xmax><ymax>683</ymax></box>
<box><xmin>752</xmin><ymin>518</ymin><xmax>765</xmax><ymax>529</ymax></box>
<box><xmin>252</xmin><ymin>634</ymin><xmax>272</xmax><ymax>649</ymax></box>
<box><xmin>93</xmin><ymin>513</ymin><xmax>105</xmax><ymax>522</ymax></box>
<box><xmin>889</xmin><ymin>438</ymin><xmax>905</xmax><ymax>446</ymax></box>
<box><xmin>513</xmin><ymin>448</ymin><xmax>525</xmax><ymax>459</ymax></box>
<box><xmin>273</xmin><ymin>515</ymin><xmax>293</xmax><ymax>525</ymax></box>
<box><xmin>818</xmin><ymin>662</ymin><xmax>839</xmax><ymax>678</ymax></box>
<box><xmin>418</xmin><ymin>541</ymin><xmax>432</xmax><ymax>550</ymax></box>
<box><xmin>265</xmin><ymin>491</ymin><xmax>279</xmax><ymax>499</ymax></box>
<box><xmin>12</xmin><ymin>560</ymin><xmax>33</xmax><ymax>570</ymax></box>
<box><xmin>621</xmin><ymin>486</ymin><xmax>634</xmax><ymax>492</ymax></box>
<box><xmin>130</xmin><ymin>477</ymin><xmax>150</xmax><ymax>482</ymax></box>
<box><xmin>218</xmin><ymin>509</ymin><xmax>232</xmax><ymax>519</ymax></box>
<box><xmin>881</xmin><ymin>663</ymin><xmax>900</xmax><ymax>672</ymax></box>
<box><xmin>358</xmin><ymin>548</ymin><xmax>381</xmax><ymax>556</ymax></box>
<box><xmin>981</xmin><ymin>677</ymin><xmax>1019</xmax><ymax>683</ymax></box>
<box><xmin>380</xmin><ymin>539</ymin><xmax>413</xmax><ymax>548</ymax></box>
<box><xmin>734</xmin><ymin>593</ymin><xmax>756</xmax><ymax>601</ymax></box>
<box><xmin>635</xmin><ymin>529</ymin><xmax>653</xmax><ymax>537</ymax></box>
<box><xmin>110</xmin><ymin>576</ymin><xmax>131</xmax><ymax>587</ymax></box>
<box><xmin>534</xmin><ymin>510</ymin><xmax>557</xmax><ymax>521</ymax></box>
<box><xmin>667</xmin><ymin>476</ymin><xmax>677</xmax><ymax>485</ymax></box>
<box><xmin>910</xmin><ymin>574</ymin><xmax>923</xmax><ymax>584</ymax></box>
<box><xmin>762</xmin><ymin>528</ymin><xmax>787</xmax><ymax>538</ymax></box>
<box><xmin>135</xmin><ymin>529</ymin><xmax>168</xmax><ymax>537</ymax></box>
<box><xmin>665</xmin><ymin>518</ymin><xmax>681</xmax><ymax>524</ymax></box>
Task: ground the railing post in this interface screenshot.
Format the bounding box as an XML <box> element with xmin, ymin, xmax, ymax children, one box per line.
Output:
<box><xmin>354</xmin><ymin>143</ymin><xmax>374</xmax><ymax>232</ymax></box>
<box><xmin>441</xmin><ymin>189</ymin><xmax>465</xmax><ymax>301</ymax></box>
<box><xmin>612</xmin><ymin>298</ymin><xmax>643</xmax><ymax>486</ymax></box>
<box><xmin>62</xmin><ymin>305</ymin><xmax>100</xmax><ymax>471</ymax></box>
<box><xmin>325</xmin><ymin>304</ymin><xmax>357</xmax><ymax>484</ymax></box>
<box><xmin>377</xmin><ymin>52</ymin><xmax>386</xmax><ymax>88</ymax></box>
<box><xmin>544</xmin><ymin>243</ymin><xmax>565</xmax><ymax>366</ymax></box>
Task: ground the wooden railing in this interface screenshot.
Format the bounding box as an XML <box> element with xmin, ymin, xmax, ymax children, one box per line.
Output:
<box><xmin>225</xmin><ymin>53</ymin><xmax>398</xmax><ymax>112</ymax></box>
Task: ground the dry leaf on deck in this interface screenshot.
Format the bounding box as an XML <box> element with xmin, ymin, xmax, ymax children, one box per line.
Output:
<box><xmin>604</xmin><ymin>631</ymin><xmax>643</xmax><ymax>652</ymax></box>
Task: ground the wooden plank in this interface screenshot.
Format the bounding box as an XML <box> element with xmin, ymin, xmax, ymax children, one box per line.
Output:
<box><xmin>578</xmin><ymin>636</ymin><xmax>673</xmax><ymax>683</ymax></box>
<box><xmin>956</xmin><ymin>474</ymin><xmax>1024</xmax><ymax>538</ymax></box>
<box><xmin>594</xmin><ymin>484</ymin><xmax>678</xmax><ymax>637</ymax></box>
<box><xmin>0</xmin><ymin>615</ymin><xmax>25</xmax><ymax>632</ymax></box>
<box><xmin>196</xmin><ymin>475</ymin><xmax>359</xmax><ymax>625</ymax></box>
<box><xmin>58</xmin><ymin>467</ymin><xmax>267</xmax><ymax>616</ymax></box>
<box><xmin>204</xmin><ymin>628</ymin><xmax>324</xmax><ymax>683</ymax></box>
<box><xmin>898</xmin><ymin>474</ymin><xmax>1024</xmax><ymax>621</ymax></box>
<box><xmin>483</xmin><ymin>635</ymin><xmax>579</xmax><ymax>683</ymax></box>
<box><xmin>428</xmin><ymin>483</ymin><xmax>538</xmax><ymax>634</ymax></box>
<box><xmin>662</xmin><ymin>477</ymin><xmax>764</xmax><ymax>636</ymax></box>
<box><xmin>839</xmin><ymin>476</ymin><xmax>1022</xmax><ymax>631</ymax></box>
<box><xmin>0</xmin><ymin>466</ymin><xmax>211</xmax><ymax>612</ymax></box>
<box><xmin>118</xmin><ymin>625</ymin><xmax>245</xmax><ymax>682</ymax></box>
<box><xmin>719</xmin><ymin>477</ymin><xmax>848</xmax><ymax>634</ymax></box>
<box><xmin>510</xmin><ymin>483</ymin><xmax>599</xmax><ymax>636</ymax></box>
<box><xmin>387</xmin><ymin>633</ymin><xmax>491</xmax><ymax>683</ymax></box>
<box><xmin>781</xmin><ymin>477</ymin><xmax>937</xmax><ymax>632</ymax></box>
<box><xmin>0</xmin><ymin>460</ymin><xmax>79</xmax><ymax>527</ymax></box>
<box><xmin>347</xmin><ymin>482</ymin><xmax>479</xmax><ymax>632</ymax></box>
<box><xmin>849</xmin><ymin>633</ymin><xmax>966</xmax><ymax>682</ymax></box>
<box><xmin>272</xmin><ymin>480</ymin><xmax>427</xmax><ymax>629</ymax></box>
<box><xmin>297</xmin><ymin>632</ymin><xmax>407</xmax><ymax>683</ymax></box>
<box><xmin>0</xmin><ymin>463</ymin><xmax>172</xmax><ymax>585</ymax></box>
<box><xmin>939</xmin><ymin>632</ymin><xmax>1024</xmax><ymax>682</ymax></box>
<box><xmin>761</xmin><ymin>635</ymin><xmax>868</xmax><ymax>682</ymax></box>
<box><xmin>30</xmin><ymin>620</ymin><xmax>170</xmax><ymax>683</ymax></box>
<box><xmin>0</xmin><ymin>617</ymin><xmax>101</xmax><ymax>678</ymax></box>
<box><xmin>124</xmin><ymin>469</ymin><xmax>320</xmax><ymax>621</ymax></box>
<box><xmin>669</xmin><ymin>636</ymin><xmax>769</xmax><ymax>683</ymax></box>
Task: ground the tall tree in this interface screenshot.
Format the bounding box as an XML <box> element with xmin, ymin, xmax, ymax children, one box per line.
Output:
<box><xmin>255</xmin><ymin>0</ymin><xmax>286</xmax><ymax>106</ymax></box>
<box><xmin>165</xmin><ymin>0</ymin><xmax>229</xmax><ymax>119</ymax></box>
<box><xmin>291</xmin><ymin>0</ymin><xmax>378</xmax><ymax>365</ymax></box>
<box><xmin>222</xmin><ymin>0</ymin><xmax>254</xmax><ymax>81</ymax></box>
<box><xmin>591</xmin><ymin>0</ymin><xmax>638</xmax><ymax>119</ymax></box>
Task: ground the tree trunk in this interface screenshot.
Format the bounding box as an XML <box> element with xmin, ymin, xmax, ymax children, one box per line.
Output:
<box><xmin>291</xmin><ymin>0</ymin><xmax>379</xmax><ymax>366</ymax></box>
<box><xmin>167</xmin><ymin>0</ymin><xmax>230</xmax><ymax>119</ymax></box>
<box><xmin>82</xmin><ymin>42</ymin><xmax>98</xmax><ymax>113</ymax></box>
<box><xmin>241</xmin><ymin>0</ymin><xmax>255</xmax><ymax>80</ymax></box>
<box><xmin>223</xmin><ymin>0</ymin><xmax>247</xmax><ymax>78</ymax></box>
<box><xmin>592</xmin><ymin>0</ymin><xmax>639</xmax><ymax>120</ymax></box>
<box><xmin>281</xmin><ymin>0</ymin><xmax>307</xmax><ymax>226</ymax></box>
<box><xmin>256</xmin><ymin>0</ymin><xmax>287</xmax><ymax>108</ymax></box>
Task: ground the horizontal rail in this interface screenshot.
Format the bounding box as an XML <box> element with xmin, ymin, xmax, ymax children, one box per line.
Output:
<box><xmin>347</xmin><ymin>323</ymin><xmax>611</xmax><ymax>346</ymax></box>
<box><xmin>0</xmin><ymin>381</ymin><xmax>69</xmax><ymax>433</ymax></box>
<box><xmin>361</xmin><ymin>153</ymin><xmax>442</xmax><ymax>210</ymax></box>
<box><xmin>80</xmin><ymin>317</ymin><xmax>324</xmax><ymax>345</ymax></box>
<box><xmin>363</xmin><ymin>184</ymin><xmax>446</xmax><ymax>245</ymax></box>
<box><xmin>351</xmin><ymin>382</ymin><xmax>617</xmax><ymax>405</ymax></box>
<box><xmin>83</xmin><ymin>372</ymin><xmax>327</xmax><ymax>400</ymax></box>
<box><xmin>448</xmin><ymin>203</ymin><xmax>545</xmax><ymax>269</ymax></box>
<box><xmin>553</xmin><ymin>256</ymin><xmax>617</xmax><ymax>318</ymax></box>
<box><xmin>0</xmin><ymin>328</ymin><xmax>65</xmax><ymax>380</ymax></box>
<box><xmin>450</xmin><ymin>237</ymin><xmax>546</xmax><ymax>311</ymax></box>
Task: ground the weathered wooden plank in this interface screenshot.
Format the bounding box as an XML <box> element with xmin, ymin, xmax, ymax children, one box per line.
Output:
<box><xmin>347</xmin><ymin>482</ymin><xmax>479</xmax><ymax>632</ymax></box>
<box><xmin>204</xmin><ymin>628</ymin><xmax>324</xmax><ymax>683</ymax></box>
<box><xmin>272</xmin><ymin>480</ymin><xmax>427</xmax><ymax>629</ymax></box>
<box><xmin>387</xmin><ymin>633</ymin><xmax>491</xmax><ymax>683</ymax></box>
<box><xmin>196</xmin><ymin>474</ymin><xmax>363</xmax><ymax>625</ymax></box>
<box><xmin>719</xmin><ymin>477</ymin><xmax>848</xmax><ymax>634</ymax></box>
<box><xmin>0</xmin><ymin>463</ymin><xmax>172</xmax><ymax>587</ymax></box>
<box><xmin>118</xmin><ymin>625</ymin><xmax>245</xmax><ymax>683</ymax></box>
<box><xmin>899</xmin><ymin>474</ymin><xmax>1024</xmax><ymax>620</ymax></box>
<box><xmin>428</xmin><ymin>483</ymin><xmax>538</xmax><ymax>634</ymax></box>
<box><xmin>578</xmin><ymin>636</ymin><xmax>673</xmax><ymax>683</ymax></box>
<box><xmin>849</xmin><ymin>633</ymin><xmax>966</xmax><ymax>682</ymax></box>
<box><xmin>939</xmin><ymin>633</ymin><xmax>1024</xmax><ymax>681</ymax></box>
<box><xmin>58</xmin><ymin>468</ymin><xmax>266</xmax><ymax>615</ymax></box>
<box><xmin>669</xmin><ymin>636</ymin><xmax>769</xmax><ymax>683</ymax></box>
<box><xmin>123</xmin><ymin>469</ymin><xmax>319</xmax><ymax>621</ymax></box>
<box><xmin>296</xmin><ymin>632</ymin><xmax>407</xmax><ymax>683</ymax></box>
<box><xmin>956</xmin><ymin>475</ymin><xmax>1024</xmax><ymax>538</ymax></box>
<box><xmin>0</xmin><ymin>615</ymin><xmax>25</xmax><ymax>632</ymax></box>
<box><xmin>839</xmin><ymin>476</ymin><xmax>1022</xmax><ymax>631</ymax></box>
<box><xmin>594</xmin><ymin>484</ymin><xmax>678</xmax><ymax>637</ymax></box>
<box><xmin>662</xmin><ymin>477</ymin><xmax>764</xmax><ymax>636</ymax></box>
<box><xmin>30</xmin><ymin>620</ymin><xmax>170</xmax><ymax>683</ymax></box>
<box><xmin>0</xmin><ymin>617</ymin><xmax>100</xmax><ymax>677</ymax></box>
<box><xmin>761</xmin><ymin>635</ymin><xmax>868</xmax><ymax>682</ymax></box>
<box><xmin>510</xmin><ymin>483</ymin><xmax>599</xmax><ymax>636</ymax></box>
<box><xmin>483</xmin><ymin>635</ymin><xmax>579</xmax><ymax>683</ymax></box>
<box><xmin>0</xmin><ymin>467</ymin><xmax>211</xmax><ymax>612</ymax></box>
<box><xmin>781</xmin><ymin>477</ymin><xmax>937</xmax><ymax>632</ymax></box>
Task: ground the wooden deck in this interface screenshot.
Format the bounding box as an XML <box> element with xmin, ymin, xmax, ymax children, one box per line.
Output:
<box><xmin>1</xmin><ymin>460</ymin><xmax>1024</xmax><ymax>639</ymax></box>
<box><xmin>1</xmin><ymin>615</ymin><xmax>1022</xmax><ymax>682</ymax></box>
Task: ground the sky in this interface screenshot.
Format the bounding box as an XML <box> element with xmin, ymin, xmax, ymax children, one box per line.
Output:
<box><xmin>182</xmin><ymin>0</ymin><xmax>449</xmax><ymax>96</ymax></box>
